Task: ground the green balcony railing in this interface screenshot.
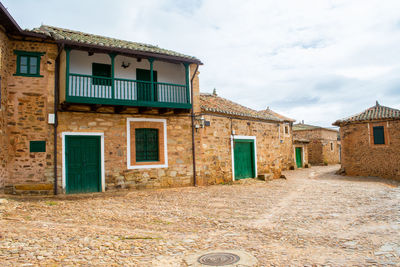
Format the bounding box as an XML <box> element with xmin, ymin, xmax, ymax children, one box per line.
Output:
<box><xmin>66</xmin><ymin>73</ymin><xmax>191</xmax><ymax>109</ymax></box>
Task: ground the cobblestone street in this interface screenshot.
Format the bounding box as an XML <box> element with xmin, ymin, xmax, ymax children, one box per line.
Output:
<box><xmin>1</xmin><ymin>165</ymin><xmax>399</xmax><ymax>266</ymax></box>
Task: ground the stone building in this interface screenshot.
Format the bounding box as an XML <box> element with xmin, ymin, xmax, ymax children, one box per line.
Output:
<box><xmin>293</xmin><ymin>123</ymin><xmax>340</xmax><ymax>165</ymax></box>
<box><xmin>0</xmin><ymin>4</ymin><xmax>202</xmax><ymax>194</ymax></box>
<box><xmin>333</xmin><ymin>102</ymin><xmax>400</xmax><ymax>181</ymax></box>
<box><xmin>0</xmin><ymin>4</ymin><xmax>296</xmax><ymax>194</ymax></box>
<box><xmin>258</xmin><ymin>107</ymin><xmax>296</xmax><ymax>169</ymax></box>
<box><xmin>293</xmin><ymin>138</ymin><xmax>310</xmax><ymax>169</ymax></box>
<box><xmin>195</xmin><ymin>93</ymin><xmax>294</xmax><ymax>185</ymax></box>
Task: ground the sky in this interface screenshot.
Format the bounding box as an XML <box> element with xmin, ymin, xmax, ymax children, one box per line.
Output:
<box><xmin>3</xmin><ymin>0</ymin><xmax>400</xmax><ymax>127</ymax></box>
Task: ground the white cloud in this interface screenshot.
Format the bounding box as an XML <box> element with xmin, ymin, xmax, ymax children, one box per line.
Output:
<box><xmin>3</xmin><ymin>0</ymin><xmax>400</xmax><ymax>127</ymax></box>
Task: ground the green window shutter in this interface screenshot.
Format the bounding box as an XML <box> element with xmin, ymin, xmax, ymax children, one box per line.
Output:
<box><xmin>373</xmin><ymin>126</ymin><xmax>385</xmax><ymax>144</ymax></box>
<box><xmin>14</xmin><ymin>50</ymin><xmax>44</xmax><ymax>77</ymax></box>
<box><xmin>92</xmin><ymin>63</ymin><xmax>112</xmax><ymax>86</ymax></box>
<box><xmin>135</xmin><ymin>128</ymin><xmax>159</xmax><ymax>162</ymax></box>
<box><xmin>30</xmin><ymin>141</ymin><xmax>46</xmax><ymax>152</ymax></box>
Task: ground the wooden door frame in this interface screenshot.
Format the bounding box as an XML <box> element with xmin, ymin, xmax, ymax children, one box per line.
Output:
<box><xmin>62</xmin><ymin>132</ymin><xmax>105</xmax><ymax>193</ymax></box>
<box><xmin>231</xmin><ymin>135</ymin><xmax>257</xmax><ymax>181</ymax></box>
<box><xmin>293</xmin><ymin>145</ymin><xmax>305</xmax><ymax>168</ymax></box>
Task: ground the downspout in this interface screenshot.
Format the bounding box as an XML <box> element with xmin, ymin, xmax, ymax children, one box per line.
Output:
<box><xmin>53</xmin><ymin>44</ymin><xmax>63</xmax><ymax>195</ymax></box>
<box><xmin>190</xmin><ymin>64</ymin><xmax>199</xmax><ymax>186</ymax></box>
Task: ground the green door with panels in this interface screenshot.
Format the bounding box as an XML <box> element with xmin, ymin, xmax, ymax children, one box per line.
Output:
<box><xmin>234</xmin><ymin>140</ymin><xmax>255</xmax><ymax>179</ymax></box>
<box><xmin>66</xmin><ymin>136</ymin><xmax>101</xmax><ymax>194</ymax></box>
<box><xmin>295</xmin><ymin>147</ymin><xmax>302</xmax><ymax>168</ymax></box>
<box><xmin>136</xmin><ymin>68</ymin><xmax>158</xmax><ymax>102</ymax></box>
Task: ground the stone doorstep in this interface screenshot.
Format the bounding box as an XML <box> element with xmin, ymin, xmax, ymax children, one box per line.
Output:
<box><xmin>4</xmin><ymin>184</ymin><xmax>54</xmax><ymax>195</ymax></box>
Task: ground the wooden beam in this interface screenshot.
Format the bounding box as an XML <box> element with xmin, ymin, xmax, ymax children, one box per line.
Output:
<box><xmin>90</xmin><ymin>104</ymin><xmax>102</xmax><ymax>112</ymax></box>
<box><xmin>138</xmin><ymin>107</ymin><xmax>153</xmax><ymax>113</ymax></box>
<box><xmin>158</xmin><ymin>108</ymin><xmax>172</xmax><ymax>114</ymax></box>
<box><xmin>60</xmin><ymin>102</ymin><xmax>71</xmax><ymax>110</ymax></box>
<box><xmin>173</xmin><ymin>108</ymin><xmax>190</xmax><ymax>114</ymax></box>
<box><xmin>115</xmin><ymin>106</ymin><xmax>128</xmax><ymax>113</ymax></box>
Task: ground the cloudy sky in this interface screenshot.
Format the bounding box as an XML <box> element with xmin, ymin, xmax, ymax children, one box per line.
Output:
<box><xmin>3</xmin><ymin>0</ymin><xmax>400</xmax><ymax>127</ymax></box>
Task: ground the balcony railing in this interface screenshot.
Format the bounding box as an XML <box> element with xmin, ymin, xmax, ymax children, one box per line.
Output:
<box><xmin>66</xmin><ymin>73</ymin><xmax>191</xmax><ymax>109</ymax></box>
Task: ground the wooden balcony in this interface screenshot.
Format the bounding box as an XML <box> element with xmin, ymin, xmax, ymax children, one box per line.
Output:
<box><xmin>66</xmin><ymin>73</ymin><xmax>191</xmax><ymax>109</ymax></box>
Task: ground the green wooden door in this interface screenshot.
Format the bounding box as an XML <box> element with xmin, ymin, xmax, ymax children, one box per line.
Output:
<box><xmin>66</xmin><ymin>136</ymin><xmax>101</xmax><ymax>194</ymax></box>
<box><xmin>136</xmin><ymin>68</ymin><xmax>158</xmax><ymax>102</ymax></box>
<box><xmin>295</xmin><ymin>147</ymin><xmax>302</xmax><ymax>168</ymax></box>
<box><xmin>234</xmin><ymin>140</ymin><xmax>255</xmax><ymax>179</ymax></box>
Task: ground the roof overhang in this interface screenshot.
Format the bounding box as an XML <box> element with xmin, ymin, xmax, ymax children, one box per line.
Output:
<box><xmin>60</xmin><ymin>40</ymin><xmax>202</xmax><ymax>65</ymax></box>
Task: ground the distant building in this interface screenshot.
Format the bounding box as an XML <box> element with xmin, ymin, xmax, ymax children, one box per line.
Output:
<box><xmin>293</xmin><ymin>123</ymin><xmax>340</xmax><ymax>165</ymax></box>
<box><xmin>333</xmin><ymin>102</ymin><xmax>400</xmax><ymax>181</ymax></box>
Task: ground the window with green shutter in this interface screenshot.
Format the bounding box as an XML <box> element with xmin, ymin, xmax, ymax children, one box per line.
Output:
<box><xmin>92</xmin><ymin>63</ymin><xmax>111</xmax><ymax>86</ymax></box>
<box><xmin>135</xmin><ymin>128</ymin><xmax>159</xmax><ymax>162</ymax></box>
<box><xmin>373</xmin><ymin>126</ymin><xmax>385</xmax><ymax>145</ymax></box>
<box><xmin>14</xmin><ymin>50</ymin><xmax>45</xmax><ymax>77</ymax></box>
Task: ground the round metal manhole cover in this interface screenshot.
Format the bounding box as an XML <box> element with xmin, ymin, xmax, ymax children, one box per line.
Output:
<box><xmin>197</xmin><ymin>252</ymin><xmax>241</xmax><ymax>266</ymax></box>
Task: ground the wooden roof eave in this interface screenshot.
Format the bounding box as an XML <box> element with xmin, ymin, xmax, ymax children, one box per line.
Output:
<box><xmin>59</xmin><ymin>40</ymin><xmax>203</xmax><ymax>65</ymax></box>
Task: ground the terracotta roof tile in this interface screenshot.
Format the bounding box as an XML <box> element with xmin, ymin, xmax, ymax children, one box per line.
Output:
<box><xmin>200</xmin><ymin>93</ymin><xmax>281</xmax><ymax>122</ymax></box>
<box><xmin>333</xmin><ymin>102</ymin><xmax>400</xmax><ymax>126</ymax></box>
<box><xmin>30</xmin><ymin>25</ymin><xmax>200</xmax><ymax>63</ymax></box>
<box><xmin>293</xmin><ymin>123</ymin><xmax>338</xmax><ymax>132</ymax></box>
<box><xmin>259</xmin><ymin>108</ymin><xmax>295</xmax><ymax>122</ymax></box>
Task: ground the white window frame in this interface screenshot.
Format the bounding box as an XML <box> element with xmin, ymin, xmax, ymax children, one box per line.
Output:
<box><xmin>126</xmin><ymin>118</ymin><xmax>168</xmax><ymax>169</ymax></box>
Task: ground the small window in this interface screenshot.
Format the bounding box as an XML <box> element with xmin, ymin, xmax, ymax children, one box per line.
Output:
<box><xmin>14</xmin><ymin>50</ymin><xmax>44</xmax><ymax>77</ymax></box>
<box><xmin>30</xmin><ymin>141</ymin><xmax>46</xmax><ymax>152</ymax></box>
<box><xmin>92</xmin><ymin>63</ymin><xmax>111</xmax><ymax>86</ymax></box>
<box><xmin>373</xmin><ymin>126</ymin><xmax>385</xmax><ymax>145</ymax></box>
<box><xmin>285</xmin><ymin>125</ymin><xmax>289</xmax><ymax>134</ymax></box>
<box><xmin>135</xmin><ymin>128</ymin><xmax>159</xmax><ymax>162</ymax></box>
<box><xmin>330</xmin><ymin>142</ymin><xmax>333</xmax><ymax>151</ymax></box>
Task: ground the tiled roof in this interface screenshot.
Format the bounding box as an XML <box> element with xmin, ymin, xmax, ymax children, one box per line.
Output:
<box><xmin>333</xmin><ymin>102</ymin><xmax>400</xmax><ymax>126</ymax></box>
<box><xmin>293</xmin><ymin>123</ymin><xmax>338</xmax><ymax>132</ymax></box>
<box><xmin>200</xmin><ymin>93</ymin><xmax>282</xmax><ymax>122</ymax></box>
<box><xmin>30</xmin><ymin>25</ymin><xmax>201</xmax><ymax>63</ymax></box>
<box><xmin>259</xmin><ymin>108</ymin><xmax>295</xmax><ymax>122</ymax></box>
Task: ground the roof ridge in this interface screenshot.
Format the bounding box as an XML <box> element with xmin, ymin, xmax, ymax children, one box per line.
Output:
<box><xmin>200</xmin><ymin>94</ymin><xmax>282</xmax><ymax>122</ymax></box>
<box><xmin>37</xmin><ymin>25</ymin><xmax>160</xmax><ymax>49</ymax></box>
<box><xmin>333</xmin><ymin>103</ymin><xmax>400</xmax><ymax>125</ymax></box>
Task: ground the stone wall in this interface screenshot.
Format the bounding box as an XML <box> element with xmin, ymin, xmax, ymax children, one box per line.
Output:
<box><xmin>57</xmin><ymin>111</ymin><xmax>194</xmax><ymax>192</ymax></box>
<box><xmin>195</xmin><ymin>114</ymin><xmax>294</xmax><ymax>185</ymax></box>
<box><xmin>0</xmin><ymin>28</ymin><xmax>11</xmax><ymax>188</ymax></box>
<box><xmin>4</xmin><ymin>38</ymin><xmax>58</xmax><ymax>188</ymax></box>
<box><xmin>340</xmin><ymin>120</ymin><xmax>400</xmax><ymax>180</ymax></box>
<box><xmin>293</xmin><ymin>129</ymin><xmax>340</xmax><ymax>165</ymax></box>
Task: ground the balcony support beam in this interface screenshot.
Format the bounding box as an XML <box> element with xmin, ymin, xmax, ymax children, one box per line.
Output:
<box><xmin>65</xmin><ymin>48</ymin><xmax>71</xmax><ymax>101</ymax></box>
<box><xmin>159</xmin><ymin>108</ymin><xmax>172</xmax><ymax>114</ymax></box>
<box><xmin>109</xmin><ymin>53</ymin><xmax>116</xmax><ymax>100</ymax></box>
<box><xmin>184</xmin><ymin>63</ymin><xmax>190</xmax><ymax>104</ymax></box>
<box><xmin>148</xmin><ymin>58</ymin><xmax>155</xmax><ymax>102</ymax></box>
<box><xmin>139</xmin><ymin>107</ymin><xmax>153</xmax><ymax>113</ymax></box>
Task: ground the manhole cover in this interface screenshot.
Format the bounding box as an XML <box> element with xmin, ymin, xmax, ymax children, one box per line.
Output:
<box><xmin>197</xmin><ymin>252</ymin><xmax>240</xmax><ymax>266</ymax></box>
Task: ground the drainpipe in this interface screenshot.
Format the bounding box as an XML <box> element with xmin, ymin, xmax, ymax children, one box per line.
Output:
<box><xmin>190</xmin><ymin>64</ymin><xmax>199</xmax><ymax>186</ymax></box>
<box><xmin>53</xmin><ymin>44</ymin><xmax>63</xmax><ymax>195</ymax></box>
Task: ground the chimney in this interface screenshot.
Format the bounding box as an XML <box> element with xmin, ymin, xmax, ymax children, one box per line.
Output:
<box><xmin>212</xmin><ymin>88</ymin><xmax>217</xmax><ymax>96</ymax></box>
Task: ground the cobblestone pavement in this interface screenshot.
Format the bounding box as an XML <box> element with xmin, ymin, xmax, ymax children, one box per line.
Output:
<box><xmin>1</xmin><ymin>165</ymin><xmax>399</xmax><ymax>266</ymax></box>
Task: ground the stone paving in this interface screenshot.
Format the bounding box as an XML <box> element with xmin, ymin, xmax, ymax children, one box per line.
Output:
<box><xmin>0</xmin><ymin>165</ymin><xmax>399</xmax><ymax>266</ymax></box>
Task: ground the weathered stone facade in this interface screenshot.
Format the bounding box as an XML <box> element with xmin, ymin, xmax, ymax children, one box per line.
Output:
<box><xmin>0</xmin><ymin>28</ymin><xmax>11</xmax><ymax>188</ymax></box>
<box><xmin>0</xmin><ymin>26</ymin><xmax>58</xmax><ymax>191</ymax></box>
<box><xmin>293</xmin><ymin>127</ymin><xmax>340</xmax><ymax>165</ymax></box>
<box><xmin>195</xmin><ymin>114</ymin><xmax>294</xmax><ymax>185</ymax></box>
<box><xmin>338</xmin><ymin>121</ymin><xmax>400</xmax><ymax>181</ymax></box>
<box><xmin>57</xmin><ymin>111</ymin><xmax>195</xmax><ymax>192</ymax></box>
<box><xmin>0</xmin><ymin>8</ymin><xmax>297</xmax><ymax>194</ymax></box>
